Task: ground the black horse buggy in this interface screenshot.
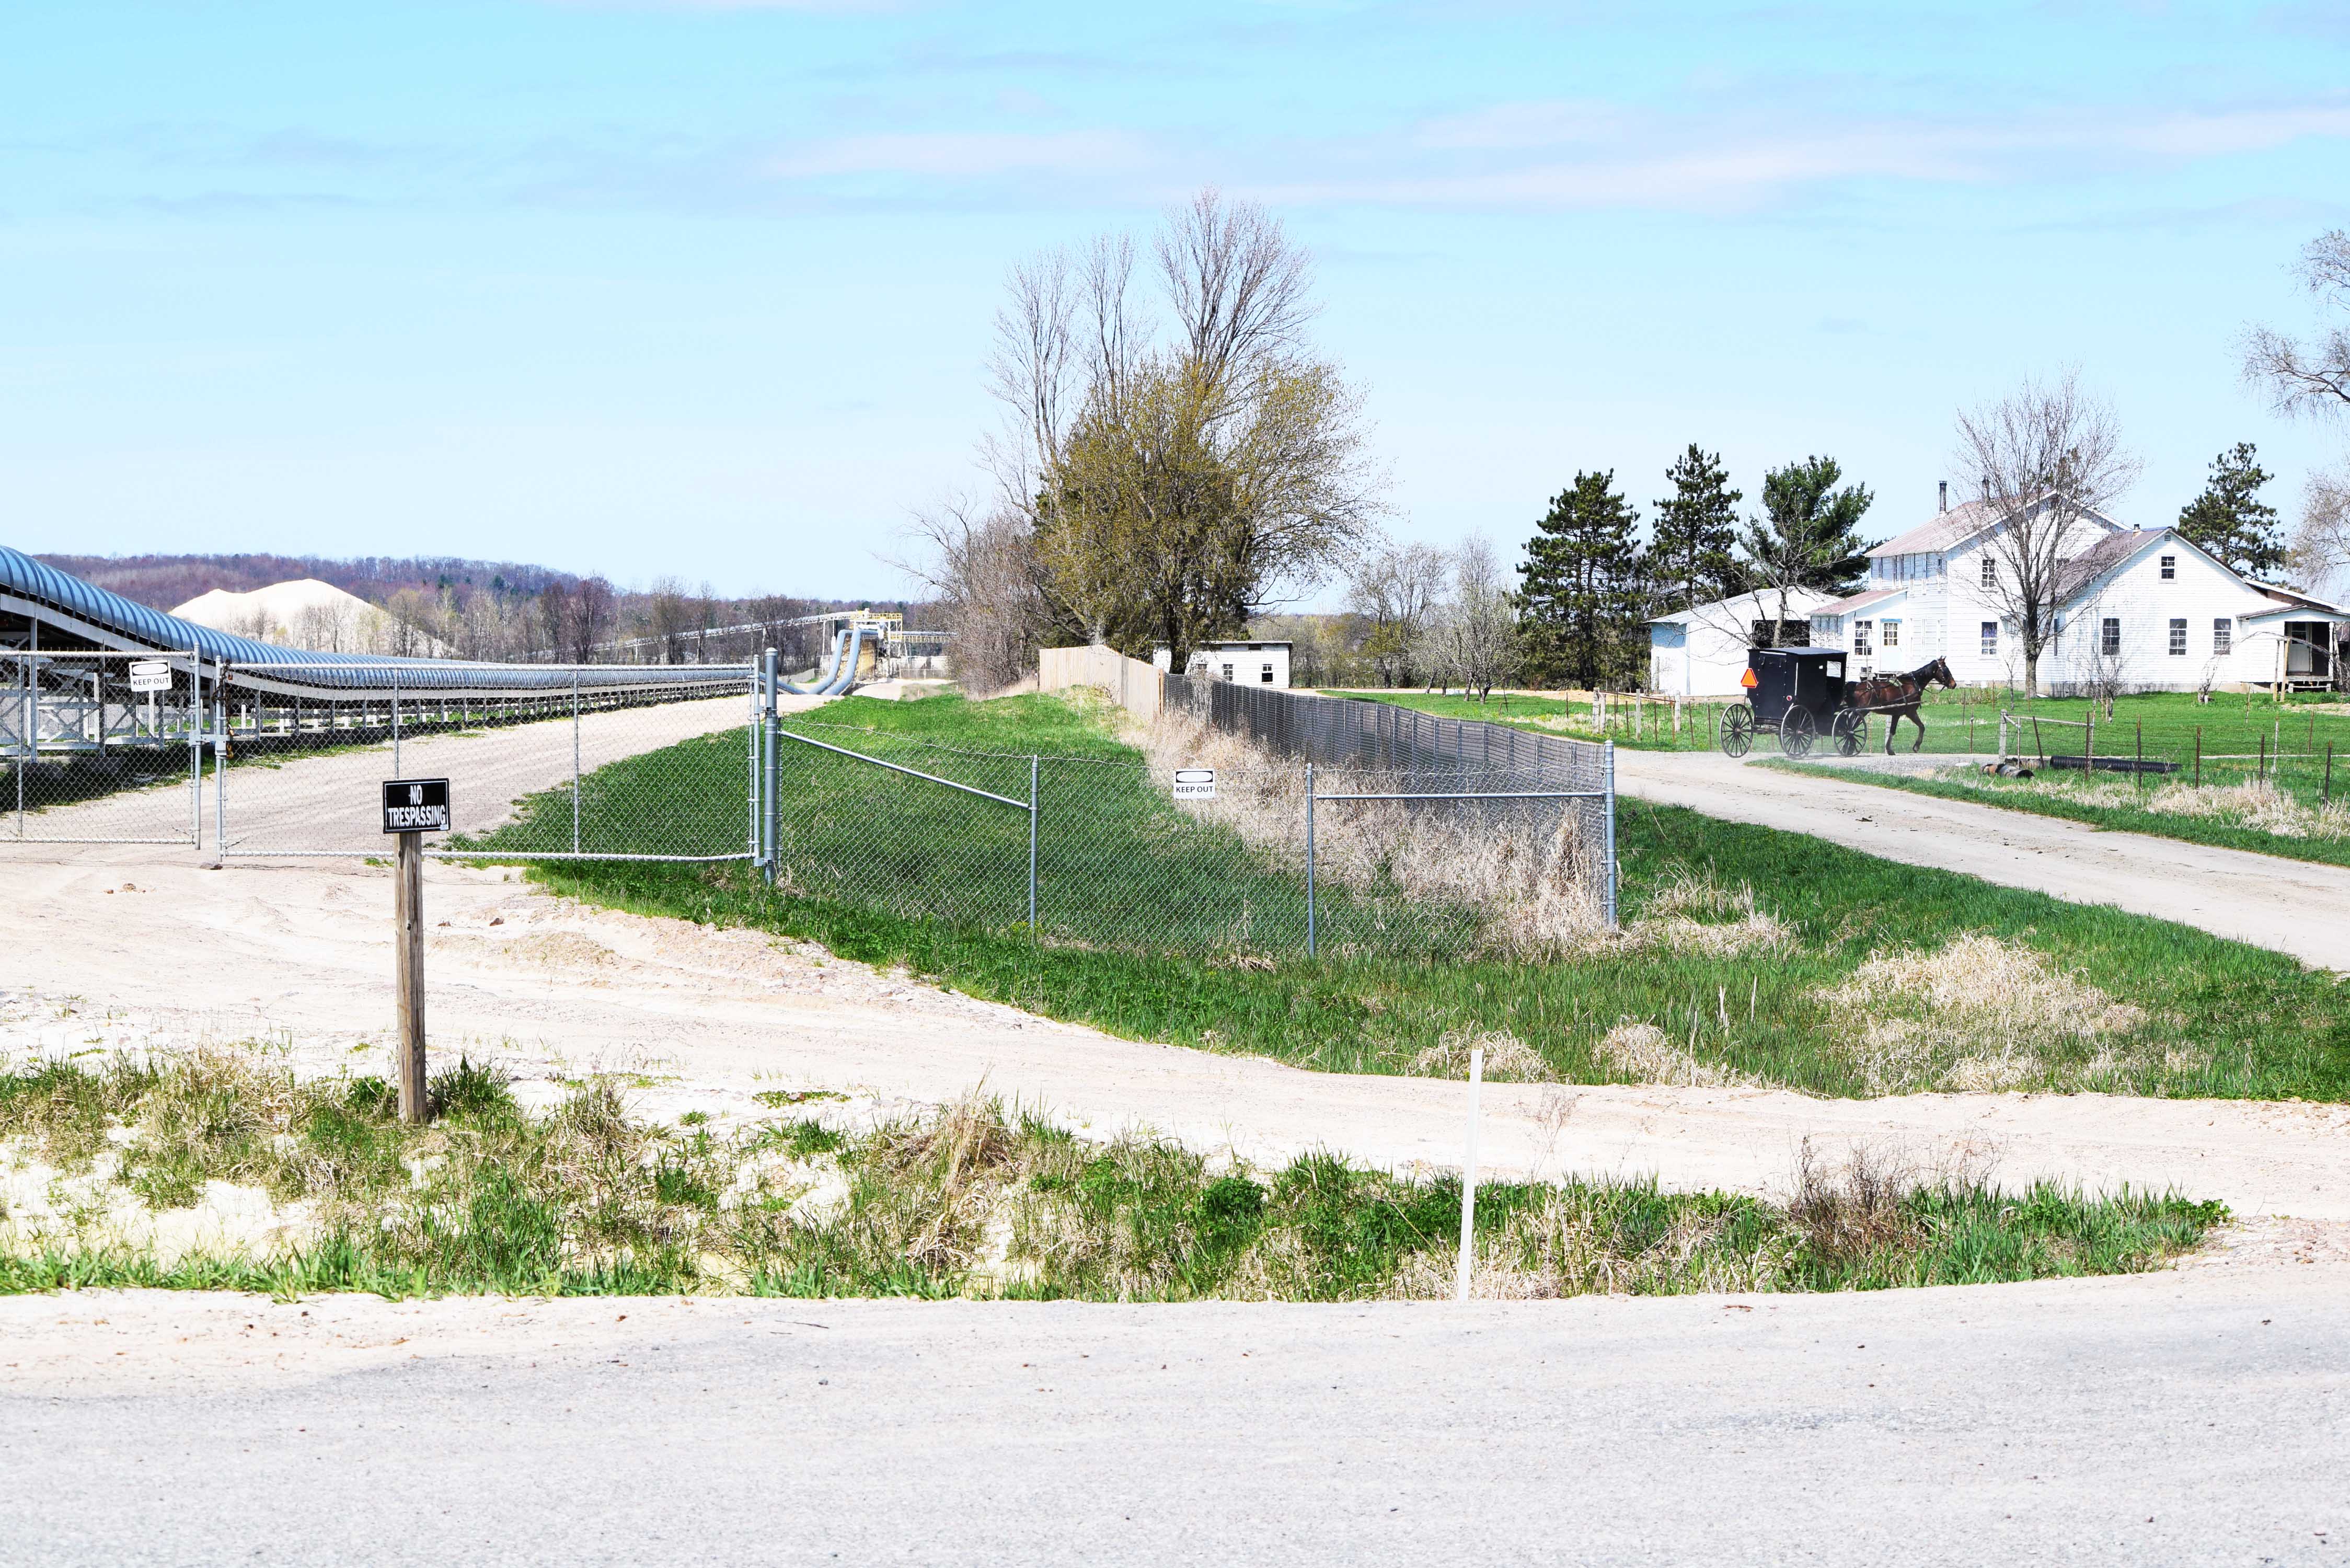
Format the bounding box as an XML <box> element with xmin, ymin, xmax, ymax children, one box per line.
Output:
<box><xmin>1719</xmin><ymin>647</ymin><xmax>1870</xmax><ymax>758</ymax></box>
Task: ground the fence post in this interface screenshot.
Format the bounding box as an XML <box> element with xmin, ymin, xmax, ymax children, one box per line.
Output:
<box><xmin>188</xmin><ymin>650</ymin><xmax>202</xmax><ymax>846</ymax></box>
<box><xmin>1028</xmin><ymin>754</ymin><xmax>1039</xmax><ymax>930</ymax></box>
<box><xmin>1454</xmin><ymin>1044</ymin><xmax>1482</xmax><ymax>1304</ymax></box>
<box><xmin>2194</xmin><ymin>727</ymin><xmax>2202</xmax><ymax>788</ymax></box>
<box><xmin>759</xmin><ymin>651</ymin><xmax>777</xmax><ymax>881</ymax></box>
<box><xmin>392</xmin><ymin>681</ymin><xmax>402</xmax><ymax>776</ymax></box>
<box><xmin>1305</xmin><ymin>761</ymin><xmax>1317</xmax><ymax>959</ymax></box>
<box><xmin>1603</xmin><ymin>739</ymin><xmax>1618</xmax><ymax>927</ymax></box>
<box><xmin>2326</xmin><ymin>742</ymin><xmax>2334</xmax><ymax>807</ymax></box>
<box><xmin>573</xmin><ymin>670</ymin><xmax>584</xmax><ymax>856</ymax></box>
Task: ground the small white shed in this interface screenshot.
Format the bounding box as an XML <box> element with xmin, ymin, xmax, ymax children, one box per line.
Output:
<box><xmin>1648</xmin><ymin>590</ymin><xmax>1834</xmax><ymax>695</ymax></box>
<box><xmin>1153</xmin><ymin>641</ymin><xmax>1293</xmax><ymax>688</ymax></box>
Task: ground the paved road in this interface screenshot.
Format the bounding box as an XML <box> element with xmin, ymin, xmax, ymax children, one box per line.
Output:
<box><xmin>4</xmin><ymin>1268</ymin><xmax>2343</xmax><ymax>1566</ymax></box>
<box><xmin>1614</xmin><ymin>750</ymin><xmax>2350</xmax><ymax>971</ymax></box>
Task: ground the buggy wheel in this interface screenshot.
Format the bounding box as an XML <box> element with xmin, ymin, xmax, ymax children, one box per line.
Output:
<box><xmin>1781</xmin><ymin>705</ymin><xmax>1817</xmax><ymax>758</ymax></box>
<box><xmin>1719</xmin><ymin>704</ymin><xmax>1755</xmax><ymax>758</ymax></box>
<box><xmin>1834</xmin><ymin>710</ymin><xmax>1868</xmax><ymax>757</ymax></box>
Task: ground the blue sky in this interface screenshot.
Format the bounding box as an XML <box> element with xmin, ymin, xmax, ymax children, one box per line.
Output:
<box><xmin>5</xmin><ymin>1</ymin><xmax>2348</xmax><ymax>601</ymax></box>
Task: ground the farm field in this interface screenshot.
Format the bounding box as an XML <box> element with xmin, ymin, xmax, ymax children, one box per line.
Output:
<box><xmin>505</xmin><ymin>693</ymin><xmax>2350</xmax><ymax>1103</ymax></box>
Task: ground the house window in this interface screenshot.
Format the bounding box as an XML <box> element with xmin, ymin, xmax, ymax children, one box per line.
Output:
<box><xmin>1980</xmin><ymin>557</ymin><xmax>1996</xmax><ymax>589</ymax></box>
<box><xmin>2169</xmin><ymin>618</ymin><xmax>2187</xmax><ymax>655</ymax></box>
<box><xmin>2160</xmin><ymin>555</ymin><xmax>2176</xmax><ymax>580</ymax></box>
<box><xmin>2214</xmin><ymin>619</ymin><xmax>2232</xmax><ymax>655</ymax></box>
<box><xmin>1222</xmin><ymin>663</ymin><xmax>1235</xmax><ymax>681</ymax></box>
<box><xmin>1881</xmin><ymin>619</ymin><xmax>1900</xmax><ymax>648</ymax></box>
<box><xmin>1259</xmin><ymin>663</ymin><xmax>1274</xmax><ymax>684</ymax></box>
<box><xmin>1980</xmin><ymin>620</ymin><xmax>1998</xmax><ymax>656</ymax></box>
<box><xmin>1853</xmin><ymin>619</ymin><xmax>1873</xmax><ymax>656</ymax></box>
<box><xmin>2101</xmin><ymin>618</ymin><xmax>2122</xmax><ymax>656</ymax></box>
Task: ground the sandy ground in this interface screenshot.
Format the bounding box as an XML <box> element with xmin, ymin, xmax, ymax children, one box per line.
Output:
<box><xmin>1614</xmin><ymin>748</ymin><xmax>2350</xmax><ymax>970</ymax></box>
<box><xmin>6</xmin><ymin>845</ymin><xmax>2349</xmax><ymax>1222</ymax></box>
<box><xmin>4</xmin><ymin>1266</ymin><xmax>2346</xmax><ymax>1565</ymax></box>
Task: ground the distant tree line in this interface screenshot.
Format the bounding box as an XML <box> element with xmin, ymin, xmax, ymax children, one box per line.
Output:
<box><xmin>42</xmin><ymin>550</ymin><xmax>901</xmax><ymax>670</ymax></box>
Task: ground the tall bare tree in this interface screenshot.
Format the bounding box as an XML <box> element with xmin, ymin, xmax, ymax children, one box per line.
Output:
<box><xmin>1436</xmin><ymin>533</ymin><xmax>1520</xmax><ymax>699</ymax></box>
<box><xmin>2242</xmin><ymin>230</ymin><xmax>2350</xmax><ymax>581</ymax></box>
<box><xmin>967</xmin><ymin>189</ymin><xmax>1381</xmax><ymax>668</ymax></box>
<box><xmin>1953</xmin><ymin>371</ymin><xmax>2142</xmax><ymax>697</ymax></box>
<box><xmin>894</xmin><ymin>497</ymin><xmax>1045</xmax><ymax>694</ymax></box>
<box><xmin>1345</xmin><ymin>537</ymin><xmax>1450</xmax><ymax>686</ymax></box>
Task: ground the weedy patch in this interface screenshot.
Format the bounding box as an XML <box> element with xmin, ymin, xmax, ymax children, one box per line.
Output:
<box><xmin>0</xmin><ymin>1054</ymin><xmax>2221</xmax><ymax>1299</ymax></box>
<box><xmin>1591</xmin><ymin>1022</ymin><xmax>1747</xmax><ymax>1089</ymax></box>
<box><xmin>1817</xmin><ymin>934</ymin><xmax>2164</xmax><ymax>1094</ymax></box>
<box><xmin>1407</xmin><ymin>1029</ymin><xmax>1556</xmax><ymax>1083</ymax></box>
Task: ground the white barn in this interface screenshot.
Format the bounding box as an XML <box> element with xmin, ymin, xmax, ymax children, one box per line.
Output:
<box><xmin>1806</xmin><ymin>497</ymin><xmax>2349</xmax><ymax>693</ymax></box>
<box><xmin>1647</xmin><ymin>589</ymin><xmax>1835</xmax><ymax>695</ymax></box>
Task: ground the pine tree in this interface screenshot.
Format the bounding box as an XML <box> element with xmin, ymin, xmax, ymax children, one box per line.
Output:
<box><xmin>1740</xmin><ymin>455</ymin><xmax>1876</xmax><ymax>602</ymax></box>
<box><xmin>1646</xmin><ymin>445</ymin><xmax>1742</xmax><ymax>613</ymax></box>
<box><xmin>1518</xmin><ymin>470</ymin><xmax>1643</xmax><ymax>687</ymax></box>
<box><xmin>2176</xmin><ymin>443</ymin><xmax>2284</xmax><ymax>579</ymax></box>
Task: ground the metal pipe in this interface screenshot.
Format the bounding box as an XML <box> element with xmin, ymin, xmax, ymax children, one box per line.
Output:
<box><xmin>762</xmin><ymin>651</ymin><xmax>778</xmax><ymax>883</ymax></box>
<box><xmin>1310</xmin><ymin>790</ymin><xmax>1608</xmax><ymax>802</ymax></box>
<box><xmin>773</xmin><ymin>725</ymin><xmax>1030</xmax><ymax>810</ymax></box>
<box><xmin>1028</xmin><ymin>754</ymin><xmax>1039</xmax><ymax>930</ymax></box>
<box><xmin>572</xmin><ymin>670</ymin><xmax>583</xmax><ymax>856</ymax></box>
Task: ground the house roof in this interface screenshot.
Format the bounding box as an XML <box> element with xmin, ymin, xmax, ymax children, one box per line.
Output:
<box><xmin>1870</xmin><ymin>499</ymin><xmax>2007</xmax><ymax>558</ymax></box>
<box><xmin>1870</xmin><ymin>494</ymin><xmax>2127</xmax><ymax>560</ymax></box>
<box><xmin>1811</xmin><ymin>586</ymin><xmax>1906</xmax><ymax>617</ymax></box>
<box><xmin>1645</xmin><ymin>587</ymin><xmax>1834</xmax><ymax>626</ymax></box>
<box><xmin>2050</xmin><ymin>529</ymin><xmax>2167</xmax><ymax>602</ymax></box>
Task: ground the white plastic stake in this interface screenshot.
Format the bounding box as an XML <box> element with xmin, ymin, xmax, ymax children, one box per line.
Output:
<box><xmin>1455</xmin><ymin>1045</ymin><xmax>1483</xmax><ymax>1303</ymax></box>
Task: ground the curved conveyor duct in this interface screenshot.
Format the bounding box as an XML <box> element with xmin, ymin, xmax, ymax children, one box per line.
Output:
<box><xmin>779</xmin><ymin>625</ymin><xmax>885</xmax><ymax>696</ymax></box>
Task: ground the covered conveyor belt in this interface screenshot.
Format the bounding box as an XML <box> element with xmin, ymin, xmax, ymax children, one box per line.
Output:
<box><xmin>0</xmin><ymin>545</ymin><xmax>750</xmax><ymax>699</ymax></box>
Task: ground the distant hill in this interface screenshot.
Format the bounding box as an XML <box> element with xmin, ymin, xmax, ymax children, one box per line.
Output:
<box><xmin>33</xmin><ymin>552</ymin><xmax>578</xmax><ymax>614</ymax></box>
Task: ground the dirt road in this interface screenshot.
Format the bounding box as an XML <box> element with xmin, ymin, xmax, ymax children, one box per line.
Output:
<box><xmin>1614</xmin><ymin>749</ymin><xmax>2350</xmax><ymax>970</ymax></box>
<box><xmin>5</xmin><ymin>1265</ymin><xmax>2345</xmax><ymax>1566</ymax></box>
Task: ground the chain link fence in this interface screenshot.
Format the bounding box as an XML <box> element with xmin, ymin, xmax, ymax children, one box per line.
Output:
<box><xmin>1</xmin><ymin>650</ymin><xmax>205</xmax><ymax>845</ymax></box>
<box><xmin>210</xmin><ymin>661</ymin><xmax>758</xmax><ymax>860</ymax></box>
<box><xmin>756</xmin><ymin>679</ymin><xmax>1616</xmax><ymax>960</ymax></box>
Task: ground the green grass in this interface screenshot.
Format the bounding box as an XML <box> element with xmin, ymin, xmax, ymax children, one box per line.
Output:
<box><xmin>1334</xmin><ymin>687</ymin><xmax>2350</xmax><ymax>778</ymax></box>
<box><xmin>1766</xmin><ymin>756</ymin><xmax>2350</xmax><ymax>870</ymax></box>
<box><xmin>484</xmin><ymin>691</ymin><xmax>1481</xmax><ymax>953</ymax></box>
<box><xmin>0</xmin><ymin>1053</ymin><xmax>2225</xmax><ymax>1299</ymax></box>
<box><xmin>500</xmin><ymin>693</ymin><xmax>2350</xmax><ymax>1102</ymax></box>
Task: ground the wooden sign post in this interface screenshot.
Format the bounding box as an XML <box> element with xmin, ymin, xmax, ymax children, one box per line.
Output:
<box><xmin>382</xmin><ymin>778</ymin><xmax>451</xmax><ymax>1124</ymax></box>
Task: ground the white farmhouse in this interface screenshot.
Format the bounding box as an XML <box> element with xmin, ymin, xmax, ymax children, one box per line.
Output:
<box><xmin>1806</xmin><ymin>495</ymin><xmax>2349</xmax><ymax>693</ymax></box>
<box><xmin>1647</xmin><ymin>589</ymin><xmax>1834</xmax><ymax>695</ymax></box>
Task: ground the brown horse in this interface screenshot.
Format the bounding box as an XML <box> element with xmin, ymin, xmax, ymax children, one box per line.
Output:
<box><xmin>1849</xmin><ymin>656</ymin><xmax>1955</xmax><ymax>754</ymax></box>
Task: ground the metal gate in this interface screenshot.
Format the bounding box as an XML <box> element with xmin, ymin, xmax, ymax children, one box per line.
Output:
<box><xmin>213</xmin><ymin>660</ymin><xmax>762</xmax><ymax>861</ymax></box>
<box><xmin>0</xmin><ymin>649</ymin><xmax>205</xmax><ymax>845</ymax></box>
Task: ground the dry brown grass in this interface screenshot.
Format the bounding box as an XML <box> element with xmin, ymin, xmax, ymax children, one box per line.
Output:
<box><xmin>1591</xmin><ymin>1021</ymin><xmax>1748</xmax><ymax>1088</ymax></box>
<box><xmin>1140</xmin><ymin>705</ymin><xmax>1608</xmax><ymax>953</ymax></box>
<box><xmin>1817</xmin><ymin>933</ymin><xmax>2159</xmax><ymax>1093</ymax></box>
<box><xmin>1943</xmin><ymin>769</ymin><xmax>2350</xmax><ymax>841</ymax></box>
<box><xmin>1406</xmin><ymin>1029</ymin><xmax>1556</xmax><ymax>1083</ymax></box>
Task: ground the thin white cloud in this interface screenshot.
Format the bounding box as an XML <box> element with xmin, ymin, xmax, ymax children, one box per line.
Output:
<box><xmin>768</xmin><ymin>130</ymin><xmax>1151</xmax><ymax>179</ymax></box>
<box><xmin>1261</xmin><ymin>97</ymin><xmax>2350</xmax><ymax>212</ymax></box>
